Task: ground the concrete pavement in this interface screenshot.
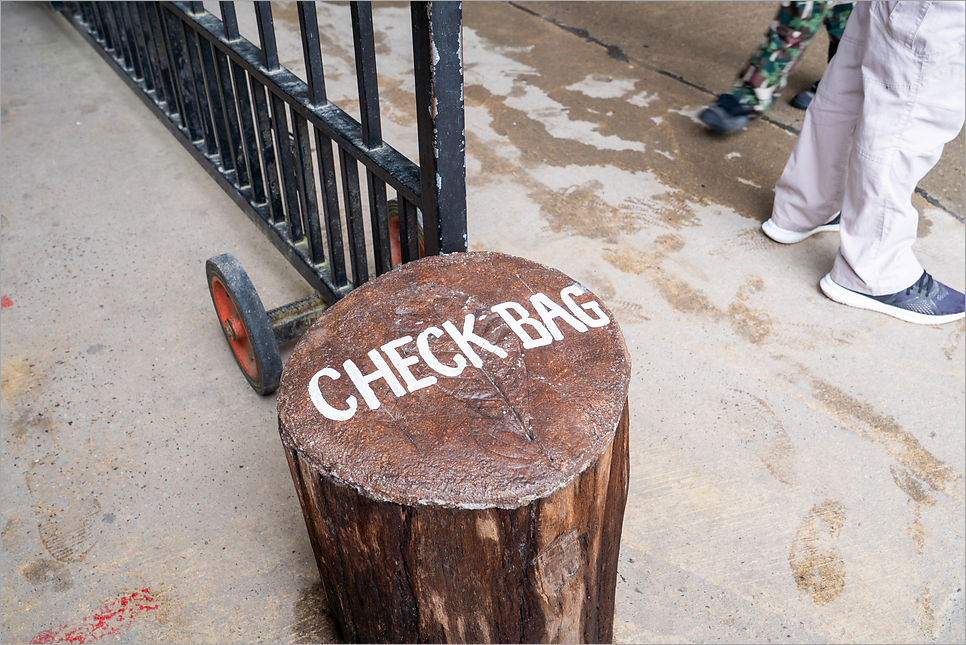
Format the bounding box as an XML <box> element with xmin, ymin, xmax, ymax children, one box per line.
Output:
<box><xmin>2</xmin><ymin>2</ymin><xmax>964</xmax><ymax>643</ymax></box>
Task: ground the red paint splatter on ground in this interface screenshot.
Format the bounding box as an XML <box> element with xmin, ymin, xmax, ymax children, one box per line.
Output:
<box><xmin>0</xmin><ymin>296</ymin><xmax>12</xmax><ymax>309</ymax></box>
<box><xmin>30</xmin><ymin>588</ymin><xmax>158</xmax><ymax>644</ymax></box>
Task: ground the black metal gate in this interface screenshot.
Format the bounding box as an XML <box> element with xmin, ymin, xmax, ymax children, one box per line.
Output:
<box><xmin>53</xmin><ymin>0</ymin><xmax>465</xmax><ymax>297</ymax></box>
<box><xmin>53</xmin><ymin>1</ymin><xmax>467</xmax><ymax>393</ymax></box>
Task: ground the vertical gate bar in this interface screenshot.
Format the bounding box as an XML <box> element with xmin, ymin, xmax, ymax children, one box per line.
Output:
<box><xmin>94</xmin><ymin>3</ymin><xmax>115</xmax><ymax>50</ymax></box>
<box><xmin>349</xmin><ymin>2</ymin><xmax>390</xmax><ymax>274</ymax></box>
<box><xmin>349</xmin><ymin>2</ymin><xmax>383</xmax><ymax>148</ymax></box>
<box><xmin>220</xmin><ymin>2</ymin><xmax>240</xmax><ymax>41</ymax></box>
<box><xmin>339</xmin><ymin>148</ymin><xmax>369</xmax><ymax>286</ymax></box>
<box><xmin>182</xmin><ymin>24</ymin><xmax>218</xmax><ymax>157</ymax></box>
<box><xmin>411</xmin><ymin>1</ymin><xmax>467</xmax><ymax>255</ymax></box>
<box><xmin>429</xmin><ymin>1</ymin><xmax>467</xmax><ymax>254</ymax></box>
<box><xmin>315</xmin><ymin>131</ymin><xmax>347</xmax><ymax>287</ymax></box>
<box><xmin>367</xmin><ymin>173</ymin><xmax>391</xmax><ymax>275</ymax></box>
<box><xmin>251</xmin><ymin>78</ymin><xmax>284</xmax><ymax>222</ymax></box>
<box><xmin>152</xmin><ymin>3</ymin><xmax>182</xmax><ymax>116</ymax></box>
<box><xmin>198</xmin><ymin>38</ymin><xmax>234</xmax><ymax>172</ymax></box>
<box><xmin>131</xmin><ymin>3</ymin><xmax>160</xmax><ymax>95</ymax></box>
<box><xmin>218</xmin><ymin>3</ymin><xmax>251</xmax><ymax>190</ymax></box>
<box><xmin>255</xmin><ymin>2</ymin><xmax>300</xmax><ymax>234</ymax></box>
<box><xmin>76</xmin><ymin>3</ymin><xmax>92</xmax><ymax>31</ymax></box>
<box><xmin>74</xmin><ymin>3</ymin><xmax>90</xmax><ymax>34</ymax></box>
<box><xmin>99</xmin><ymin>3</ymin><xmax>117</xmax><ymax>48</ymax></box>
<box><xmin>292</xmin><ymin>115</ymin><xmax>325</xmax><ymax>264</ymax></box>
<box><xmin>84</xmin><ymin>3</ymin><xmax>106</xmax><ymax>44</ymax></box>
<box><xmin>162</xmin><ymin>6</ymin><xmax>202</xmax><ymax>140</ymax></box>
<box><xmin>233</xmin><ymin>64</ymin><xmax>265</xmax><ymax>202</ymax></box>
<box><xmin>102</xmin><ymin>4</ymin><xmax>128</xmax><ymax>67</ymax></box>
<box><xmin>117</xmin><ymin>2</ymin><xmax>145</xmax><ymax>80</ymax></box>
<box><xmin>398</xmin><ymin>196</ymin><xmax>421</xmax><ymax>265</ymax></box>
<box><xmin>76</xmin><ymin>3</ymin><xmax>90</xmax><ymax>28</ymax></box>
<box><xmin>110</xmin><ymin>2</ymin><xmax>140</xmax><ymax>72</ymax></box>
<box><xmin>148</xmin><ymin>2</ymin><xmax>180</xmax><ymax>121</ymax></box>
<box><xmin>133</xmin><ymin>3</ymin><xmax>161</xmax><ymax>94</ymax></box>
<box><xmin>271</xmin><ymin>97</ymin><xmax>304</xmax><ymax>241</ymax></box>
<box><xmin>254</xmin><ymin>2</ymin><xmax>280</xmax><ymax>71</ymax></box>
<box><xmin>99</xmin><ymin>3</ymin><xmax>124</xmax><ymax>59</ymax></box>
<box><xmin>297</xmin><ymin>2</ymin><xmax>326</xmax><ymax>105</ymax></box>
<box><xmin>411</xmin><ymin>2</ymin><xmax>436</xmax><ymax>251</ymax></box>
<box><xmin>138</xmin><ymin>2</ymin><xmax>175</xmax><ymax>105</ymax></box>
<box><xmin>216</xmin><ymin>50</ymin><xmax>249</xmax><ymax>186</ymax></box>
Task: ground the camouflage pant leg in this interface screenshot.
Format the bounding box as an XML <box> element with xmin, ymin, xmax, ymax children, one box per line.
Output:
<box><xmin>824</xmin><ymin>3</ymin><xmax>853</xmax><ymax>60</ymax></box>
<box><xmin>728</xmin><ymin>1</ymin><xmax>836</xmax><ymax>114</ymax></box>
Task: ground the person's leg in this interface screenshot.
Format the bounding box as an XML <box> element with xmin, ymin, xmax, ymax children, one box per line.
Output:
<box><xmin>701</xmin><ymin>2</ymin><xmax>833</xmax><ymax>133</ymax></box>
<box><xmin>728</xmin><ymin>1</ymin><xmax>833</xmax><ymax>114</ymax></box>
<box><xmin>823</xmin><ymin>2</ymin><xmax>853</xmax><ymax>61</ymax></box>
<box><xmin>830</xmin><ymin>1</ymin><xmax>966</xmax><ymax>295</ymax></box>
<box><xmin>766</xmin><ymin>2</ymin><xmax>869</xmax><ymax>235</ymax></box>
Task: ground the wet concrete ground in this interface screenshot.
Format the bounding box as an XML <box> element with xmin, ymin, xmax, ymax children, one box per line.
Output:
<box><xmin>2</xmin><ymin>2</ymin><xmax>964</xmax><ymax>643</ymax></box>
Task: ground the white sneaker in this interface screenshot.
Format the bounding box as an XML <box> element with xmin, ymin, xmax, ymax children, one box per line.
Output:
<box><xmin>762</xmin><ymin>212</ymin><xmax>841</xmax><ymax>244</ymax></box>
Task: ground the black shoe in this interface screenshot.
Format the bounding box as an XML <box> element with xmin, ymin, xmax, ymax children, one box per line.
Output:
<box><xmin>699</xmin><ymin>94</ymin><xmax>753</xmax><ymax>134</ymax></box>
<box><xmin>791</xmin><ymin>82</ymin><xmax>819</xmax><ymax>110</ymax></box>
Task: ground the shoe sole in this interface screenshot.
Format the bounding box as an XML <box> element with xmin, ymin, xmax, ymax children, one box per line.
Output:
<box><xmin>762</xmin><ymin>213</ymin><xmax>841</xmax><ymax>244</ymax></box>
<box><xmin>820</xmin><ymin>273</ymin><xmax>965</xmax><ymax>325</ymax></box>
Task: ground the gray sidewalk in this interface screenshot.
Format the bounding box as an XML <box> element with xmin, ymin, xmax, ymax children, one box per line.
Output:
<box><xmin>2</xmin><ymin>2</ymin><xmax>963</xmax><ymax>643</ymax></box>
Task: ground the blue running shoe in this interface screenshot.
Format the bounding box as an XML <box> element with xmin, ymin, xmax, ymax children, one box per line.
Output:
<box><xmin>820</xmin><ymin>271</ymin><xmax>965</xmax><ymax>325</ymax></box>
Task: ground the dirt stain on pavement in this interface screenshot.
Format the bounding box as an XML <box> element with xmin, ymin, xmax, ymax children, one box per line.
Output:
<box><xmin>603</xmin><ymin>238</ymin><xmax>720</xmax><ymax>318</ymax></box>
<box><xmin>603</xmin><ymin>237</ymin><xmax>776</xmax><ymax>342</ymax></box>
<box><xmin>8</xmin><ymin>406</ymin><xmax>55</xmax><ymax>442</ymax></box>
<box><xmin>892</xmin><ymin>465</ymin><xmax>936</xmax><ymax>557</ymax></box>
<box><xmin>721</xmin><ymin>389</ymin><xmax>798</xmax><ymax>486</ymax></box>
<box><xmin>1</xmin><ymin>356</ymin><xmax>42</xmax><ymax>405</ymax></box>
<box><xmin>812</xmin><ymin>379</ymin><xmax>960</xmax><ymax>497</ymax></box>
<box><xmin>917</xmin><ymin>583</ymin><xmax>937</xmax><ymax>636</ymax></box>
<box><xmin>788</xmin><ymin>499</ymin><xmax>847</xmax><ymax>606</ymax></box>
<box><xmin>21</xmin><ymin>558</ymin><xmax>73</xmax><ymax>592</ymax></box>
<box><xmin>26</xmin><ymin>454</ymin><xmax>102</xmax><ymax>563</ymax></box>
<box><xmin>941</xmin><ymin>319</ymin><xmax>964</xmax><ymax>361</ymax></box>
<box><xmin>728</xmin><ymin>279</ymin><xmax>774</xmax><ymax>344</ymax></box>
<box><xmin>891</xmin><ymin>465</ymin><xmax>937</xmax><ymax>507</ymax></box>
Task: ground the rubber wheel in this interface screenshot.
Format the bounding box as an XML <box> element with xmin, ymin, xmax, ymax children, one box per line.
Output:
<box><xmin>206</xmin><ymin>254</ymin><xmax>282</xmax><ymax>395</ymax></box>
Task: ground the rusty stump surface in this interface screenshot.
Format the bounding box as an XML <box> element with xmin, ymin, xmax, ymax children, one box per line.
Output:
<box><xmin>277</xmin><ymin>251</ymin><xmax>631</xmax><ymax>509</ymax></box>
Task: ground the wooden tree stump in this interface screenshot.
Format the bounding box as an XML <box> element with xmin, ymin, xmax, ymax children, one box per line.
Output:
<box><xmin>277</xmin><ymin>252</ymin><xmax>631</xmax><ymax>643</ymax></box>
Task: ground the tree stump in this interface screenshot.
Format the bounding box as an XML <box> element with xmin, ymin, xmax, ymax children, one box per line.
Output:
<box><xmin>277</xmin><ymin>251</ymin><xmax>631</xmax><ymax>643</ymax></box>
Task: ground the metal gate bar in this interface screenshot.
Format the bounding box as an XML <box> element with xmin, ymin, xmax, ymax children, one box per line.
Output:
<box><xmin>53</xmin><ymin>1</ymin><xmax>467</xmax><ymax>306</ymax></box>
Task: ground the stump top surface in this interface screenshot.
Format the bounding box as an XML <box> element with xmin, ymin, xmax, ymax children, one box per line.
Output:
<box><xmin>277</xmin><ymin>252</ymin><xmax>630</xmax><ymax>509</ymax></box>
